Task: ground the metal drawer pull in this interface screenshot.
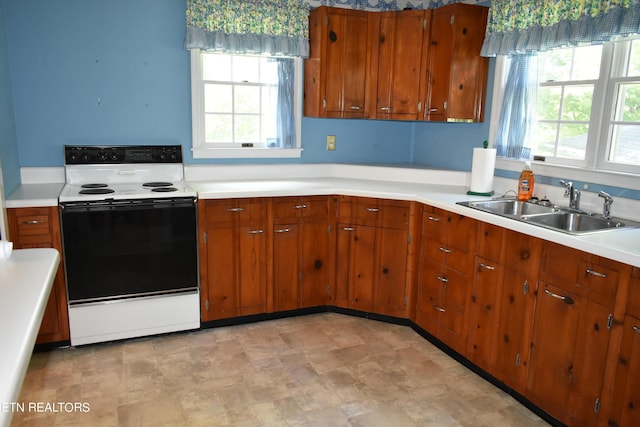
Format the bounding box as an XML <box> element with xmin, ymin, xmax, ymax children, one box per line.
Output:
<box><xmin>343</xmin><ymin>227</ymin><xmax>355</xmax><ymax>231</ymax></box>
<box><xmin>427</xmin><ymin>216</ymin><xmax>440</xmax><ymax>222</ymax></box>
<box><xmin>438</xmin><ymin>246</ymin><xmax>451</xmax><ymax>253</ymax></box>
<box><xmin>247</xmin><ymin>229</ymin><xmax>264</xmax><ymax>234</ymax></box>
<box><xmin>365</xmin><ymin>208</ymin><xmax>380</xmax><ymax>212</ymax></box>
<box><xmin>432</xmin><ymin>304</ymin><xmax>446</xmax><ymax>312</ymax></box>
<box><xmin>479</xmin><ymin>262</ymin><xmax>495</xmax><ymax>270</ymax></box>
<box><xmin>379</xmin><ymin>107</ymin><xmax>392</xmax><ymax>111</ymax></box>
<box><xmin>633</xmin><ymin>325</ymin><xmax>640</xmax><ymax>334</ymax></box>
<box><xmin>349</xmin><ymin>105</ymin><xmax>362</xmax><ymax>110</ymax></box>
<box><xmin>294</xmin><ymin>204</ymin><xmax>307</xmax><ymax>209</ymax></box>
<box><xmin>544</xmin><ymin>289</ymin><xmax>574</xmax><ymax>305</ymax></box>
<box><xmin>227</xmin><ymin>207</ymin><xmax>244</xmax><ymax>212</ymax></box>
<box><xmin>23</xmin><ymin>220</ymin><xmax>45</xmax><ymax>225</ymax></box>
<box><xmin>586</xmin><ymin>269</ymin><xmax>607</xmax><ymax>278</ymax></box>
<box><xmin>275</xmin><ymin>228</ymin><xmax>291</xmax><ymax>233</ymax></box>
<box><xmin>436</xmin><ymin>275</ymin><xmax>448</xmax><ymax>283</ymax></box>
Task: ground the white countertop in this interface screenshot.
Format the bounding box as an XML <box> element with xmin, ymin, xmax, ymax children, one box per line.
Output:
<box><xmin>0</xmin><ymin>248</ymin><xmax>59</xmax><ymax>427</ymax></box>
<box><xmin>5</xmin><ymin>164</ymin><xmax>640</xmax><ymax>268</ymax></box>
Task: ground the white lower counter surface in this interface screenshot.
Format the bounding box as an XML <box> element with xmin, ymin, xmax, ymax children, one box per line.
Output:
<box><xmin>0</xmin><ymin>248</ymin><xmax>59</xmax><ymax>427</ymax></box>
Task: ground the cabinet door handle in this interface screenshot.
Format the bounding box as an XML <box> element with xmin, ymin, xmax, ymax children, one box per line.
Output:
<box><xmin>228</xmin><ymin>207</ymin><xmax>244</xmax><ymax>212</ymax></box>
<box><xmin>633</xmin><ymin>325</ymin><xmax>640</xmax><ymax>334</ymax></box>
<box><xmin>432</xmin><ymin>304</ymin><xmax>446</xmax><ymax>312</ymax></box>
<box><xmin>294</xmin><ymin>204</ymin><xmax>307</xmax><ymax>209</ymax></box>
<box><xmin>247</xmin><ymin>229</ymin><xmax>264</xmax><ymax>234</ymax></box>
<box><xmin>586</xmin><ymin>269</ymin><xmax>607</xmax><ymax>279</ymax></box>
<box><xmin>427</xmin><ymin>216</ymin><xmax>440</xmax><ymax>222</ymax></box>
<box><xmin>342</xmin><ymin>227</ymin><xmax>355</xmax><ymax>231</ymax></box>
<box><xmin>365</xmin><ymin>207</ymin><xmax>379</xmax><ymax>212</ymax></box>
<box><xmin>479</xmin><ymin>262</ymin><xmax>495</xmax><ymax>270</ymax></box>
<box><xmin>438</xmin><ymin>246</ymin><xmax>451</xmax><ymax>253</ymax></box>
<box><xmin>275</xmin><ymin>228</ymin><xmax>291</xmax><ymax>233</ymax></box>
<box><xmin>379</xmin><ymin>107</ymin><xmax>392</xmax><ymax>111</ymax></box>
<box><xmin>429</xmin><ymin>108</ymin><xmax>439</xmax><ymax>112</ymax></box>
<box><xmin>23</xmin><ymin>220</ymin><xmax>45</xmax><ymax>225</ymax></box>
<box><xmin>349</xmin><ymin>105</ymin><xmax>362</xmax><ymax>110</ymax></box>
<box><xmin>544</xmin><ymin>288</ymin><xmax>574</xmax><ymax>305</ymax></box>
<box><xmin>436</xmin><ymin>275</ymin><xmax>448</xmax><ymax>283</ymax></box>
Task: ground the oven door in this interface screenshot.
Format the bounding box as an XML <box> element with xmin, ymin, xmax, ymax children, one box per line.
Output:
<box><xmin>60</xmin><ymin>197</ymin><xmax>198</xmax><ymax>304</ymax></box>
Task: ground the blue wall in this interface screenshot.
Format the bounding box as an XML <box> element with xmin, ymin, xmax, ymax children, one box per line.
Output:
<box><xmin>0</xmin><ymin>0</ymin><xmax>19</xmax><ymax>195</ymax></box>
<box><xmin>3</xmin><ymin>0</ymin><xmax>484</xmax><ymax>169</ymax></box>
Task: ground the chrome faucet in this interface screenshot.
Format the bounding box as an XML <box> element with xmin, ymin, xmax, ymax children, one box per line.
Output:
<box><xmin>560</xmin><ymin>180</ymin><xmax>581</xmax><ymax>210</ymax></box>
<box><xmin>598</xmin><ymin>191</ymin><xmax>614</xmax><ymax>219</ymax></box>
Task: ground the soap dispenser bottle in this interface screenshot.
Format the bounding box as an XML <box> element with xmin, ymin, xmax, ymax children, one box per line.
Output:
<box><xmin>517</xmin><ymin>161</ymin><xmax>535</xmax><ymax>201</ymax></box>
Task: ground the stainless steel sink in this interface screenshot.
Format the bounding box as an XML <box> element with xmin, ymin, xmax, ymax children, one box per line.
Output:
<box><xmin>457</xmin><ymin>198</ymin><xmax>640</xmax><ymax>235</ymax></box>
<box><xmin>521</xmin><ymin>212</ymin><xmax>627</xmax><ymax>234</ymax></box>
<box><xmin>460</xmin><ymin>199</ymin><xmax>558</xmax><ymax>216</ymax></box>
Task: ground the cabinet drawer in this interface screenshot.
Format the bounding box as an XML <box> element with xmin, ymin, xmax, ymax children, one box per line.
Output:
<box><xmin>204</xmin><ymin>199</ymin><xmax>266</xmax><ymax>226</ymax></box>
<box><xmin>577</xmin><ymin>259</ymin><xmax>620</xmax><ymax>306</ymax></box>
<box><xmin>337</xmin><ymin>196</ymin><xmax>409</xmax><ymax>227</ymax></box>
<box><xmin>422</xmin><ymin>238</ymin><xmax>474</xmax><ymax>274</ymax></box>
<box><xmin>273</xmin><ymin>196</ymin><xmax>328</xmax><ymax>222</ymax></box>
<box><xmin>502</xmin><ymin>229</ymin><xmax>542</xmax><ymax>273</ymax></box>
<box><xmin>421</xmin><ymin>206</ymin><xmax>447</xmax><ymax>242</ymax></box>
<box><xmin>476</xmin><ymin>222</ymin><xmax>503</xmax><ymax>263</ymax></box>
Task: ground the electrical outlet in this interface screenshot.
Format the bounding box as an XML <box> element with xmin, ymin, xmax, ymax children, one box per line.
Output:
<box><xmin>327</xmin><ymin>135</ymin><xmax>336</xmax><ymax>151</ymax></box>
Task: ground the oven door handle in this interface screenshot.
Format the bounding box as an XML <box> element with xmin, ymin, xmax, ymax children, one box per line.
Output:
<box><xmin>61</xmin><ymin>197</ymin><xmax>196</xmax><ymax>212</ymax></box>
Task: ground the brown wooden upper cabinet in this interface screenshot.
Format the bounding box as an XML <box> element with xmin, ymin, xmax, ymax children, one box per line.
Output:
<box><xmin>304</xmin><ymin>4</ymin><xmax>489</xmax><ymax>122</ymax></box>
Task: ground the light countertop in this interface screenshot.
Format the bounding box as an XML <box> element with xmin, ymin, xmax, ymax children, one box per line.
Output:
<box><xmin>0</xmin><ymin>248</ymin><xmax>60</xmax><ymax>427</ymax></box>
<box><xmin>5</xmin><ymin>184</ymin><xmax>63</xmax><ymax>208</ymax></box>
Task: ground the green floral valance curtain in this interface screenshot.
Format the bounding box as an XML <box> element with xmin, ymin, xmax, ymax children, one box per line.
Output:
<box><xmin>185</xmin><ymin>0</ymin><xmax>311</xmax><ymax>57</ymax></box>
<box><xmin>482</xmin><ymin>0</ymin><xmax>640</xmax><ymax>56</ymax></box>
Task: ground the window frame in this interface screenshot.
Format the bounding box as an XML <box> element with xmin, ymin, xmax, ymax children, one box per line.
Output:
<box><xmin>190</xmin><ymin>50</ymin><xmax>303</xmax><ymax>159</ymax></box>
<box><xmin>490</xmin><ymin>40</ymin><xmax>640</xmax><ymax>183</ymax></box>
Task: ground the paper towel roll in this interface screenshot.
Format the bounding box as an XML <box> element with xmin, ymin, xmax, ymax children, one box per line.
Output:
<box><xmin>469</xmin><ymin>148</ymin><xmax>497</xmax><ymax>195</ymax></box>
<box><xmin>0</xmin><ymin>240</ymin><xmax>13</xmax><ymax>260</ymax></box>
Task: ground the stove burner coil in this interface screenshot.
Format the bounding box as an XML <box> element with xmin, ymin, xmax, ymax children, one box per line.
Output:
<box><xmin>79</xmin><ymin>188</ymin><xmax>115</xmax><ymax>195</ymax></box>
<box><xmin>143</xmin><ymin>182</ymin><xmax>173</xmax><ymax>188</ymax></box>
<box><xmin>81</xmin><ymin>183</ymin><xmax>109</xmax><ymax>189</ymax></box>
<box><xmin>151</xmin><ymin>187</ymin><xmax>178</xmax><ymax>192</ymax></box>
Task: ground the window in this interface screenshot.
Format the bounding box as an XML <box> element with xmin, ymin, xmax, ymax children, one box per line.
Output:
<box><xmin>190</xmin><ymin>50</ymin><xmax>303</xmax><ymax>159</ymax></box>
<box><xmin>527</xmin><ymin>38</ymin><xmax>640</xmax><ymax>174</ymax></box>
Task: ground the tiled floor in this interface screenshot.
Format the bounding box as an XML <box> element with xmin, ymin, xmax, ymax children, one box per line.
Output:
<box><xmin>12</xmin><ymin>313</ymin><xmax>549</xmax><ymax>426</ymax></box>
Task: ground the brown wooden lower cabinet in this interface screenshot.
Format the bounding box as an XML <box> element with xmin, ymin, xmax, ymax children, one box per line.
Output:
<box><xmin>7</xmin><ymin>206</ymin><xmax>70</xmax><ymax>344</ymax></box>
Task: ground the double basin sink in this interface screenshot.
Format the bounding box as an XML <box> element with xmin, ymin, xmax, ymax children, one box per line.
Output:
<box><xmin>456</xmin><ymin>199</ymin><xmax>640</xmax><ymax>235</ymax></box>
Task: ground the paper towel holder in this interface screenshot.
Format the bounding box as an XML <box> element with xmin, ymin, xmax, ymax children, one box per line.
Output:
<box><xmin>467</xmin><ymin>140</ymin><xmax>495</xmax><ymax>196</ymax></box>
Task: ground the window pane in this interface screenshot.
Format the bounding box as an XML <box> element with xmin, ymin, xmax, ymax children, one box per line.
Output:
<box><xmin>204</xmin><ymin>84</ymin><xmax>232</xmax><ymax>113</ymax></box>
<box><xmin>234</xmin><ymin>86</ymin><xmax>260</xmax><ymax>114</ymax></box>
<box><xmin>557</xmin><ymin>123</ymin><xmax>588</xmax><ymax>160</ymax></box>
<box><xmin>561</xmin><ymin>85</ymin><xmax>594</xmax><ymax>121</ymax></box>
<box><xmin>530</xmin><ymin>122</ymin><xmax>558</xmax><ymax>157</ymax></box>
<box><xmin>571</xmin><ymin>45</ymin><xmax>602</xmax><ymax>80</ymax></box>
<box><xmin>205</xmin><ymin>114</ymin><xmax>232</xmax><ymax>143</ymax></box>
<box><xmin>232</xmin><ymin>56</ymin><xmax>260</xmax><ymax>83</ymax></box>
<box><xmin>537</xmin><ymin>87</ymin><xmax>561</xmax><ymax>120</ymax></box>
<box><xmin>614</xmin><ymin>83</ymin><xmax>640</xmax><ymax>121</ymax></box>
<box><xmin>626</xmin><ymin>40</ymin><xmax>640</xmax><ymax>77</ymax></box>
<box><xmin>609</xmin><ymin>124</ymin><xmax>640</xmax><ymax>165</ymax></box>
<box><xmin>202</xmin><ymin>54</ymin><xmax>231</xmax><ymax>81</ymax></box>
<box><xmin>234</xmin><ymin>115</ymin><xmax>260</xmax><ymax>143</ymax></box>
<box><xmin>539</xmin><ymin>49</ymin><xmax>573</xmax><ymax>82</ymax></box>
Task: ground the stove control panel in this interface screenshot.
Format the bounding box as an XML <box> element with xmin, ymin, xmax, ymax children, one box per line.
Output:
<box><xmin>65</xmin><ymin>145</ymin><xmax>183</xmax><ymax>165</ymax></box>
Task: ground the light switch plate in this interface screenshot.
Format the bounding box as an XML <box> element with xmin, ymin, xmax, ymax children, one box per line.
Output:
<box><xmin>327</xmin><ymin>135</ymin><xmax>336</xmax><ymax>151</ymax></box>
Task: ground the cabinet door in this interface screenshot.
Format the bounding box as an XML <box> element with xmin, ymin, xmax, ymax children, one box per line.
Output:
<box><xmin>528</xmin><ymin>282</ymin><xmax>613</xmax><ymax>425</ymax></box>
<box><xmin>467</xmin><ymin>257</ymin><xmax>503</xmax><ymax>372</ymax></box>
<box><xmin>373</xmin><ymin>226</ymin><xmax>408</xmax><ymax>317</ymax></box>
<box><xmin>237</xmin><ymin>224</ymin><xmax>268</xmax><ymax>316</ymax></box>
<box><xmin>415</xmin><ymin>260</ymin><xmax>445</xmax><ymax>334</ymax></box>
<box><xmin>273</xmin><ymin>223</ymin><xmax>299</xmax><ymax>312</ymax></box>
<box><xmin>374</xmin><ymin>10</ymin><xmax>430</xmax><ymax>120</ymax></box>
<box><xmin>527</xmin><ymin>282</ymin><xmax>581</xmax><ymax>423</ymax></box>
<box><xmin>335</xmin><ymin>223</ymin><xmax>354</xmax><ymax>308</ymax></box>
<box><xmin>347</xmin><ymin>225</ymin><xmax>377</xmax><ymax>312</ymax></box>
<box><xmin>607</xmin><ymin>315</ymin><xmax>640</xmax><ymax>427</ymax></box>
<box><xmin>300</xmin><ymin>220</ymin><xmax>330</xmax><ymax>308</ymax></box>
<box><xmin>324</xmin><ymin>9</ymin><xmax>370</xmax><ymax>118</ymax></box>
<box><xmin>438</xmin><ymin>265</ymin><xmax>470</xmax><ymax>354</ymax></box>
<box><xmin>425</xmin><ymin>4</ymin><xmax>488</xmax><ymax>122</ymax></box>
<box><xmin>495</xmin><ymin>268</ymin><xmax>536</xmax><ymax>390</ymax></box>
<box><xmin>201</xmin><ymin>224</ymin><xmax>236</xmax><ymax>321</ymax></box>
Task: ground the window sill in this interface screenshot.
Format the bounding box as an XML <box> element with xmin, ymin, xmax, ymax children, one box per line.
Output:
<box><xmin>192</xmin><ymin>148</ymin><xmax>303</xmax><ymax>159</ymax></box>
<box><xmin>495</xmin><ymin>158</ymin><xmax>640</xmax><ymax>191</ymax></box>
